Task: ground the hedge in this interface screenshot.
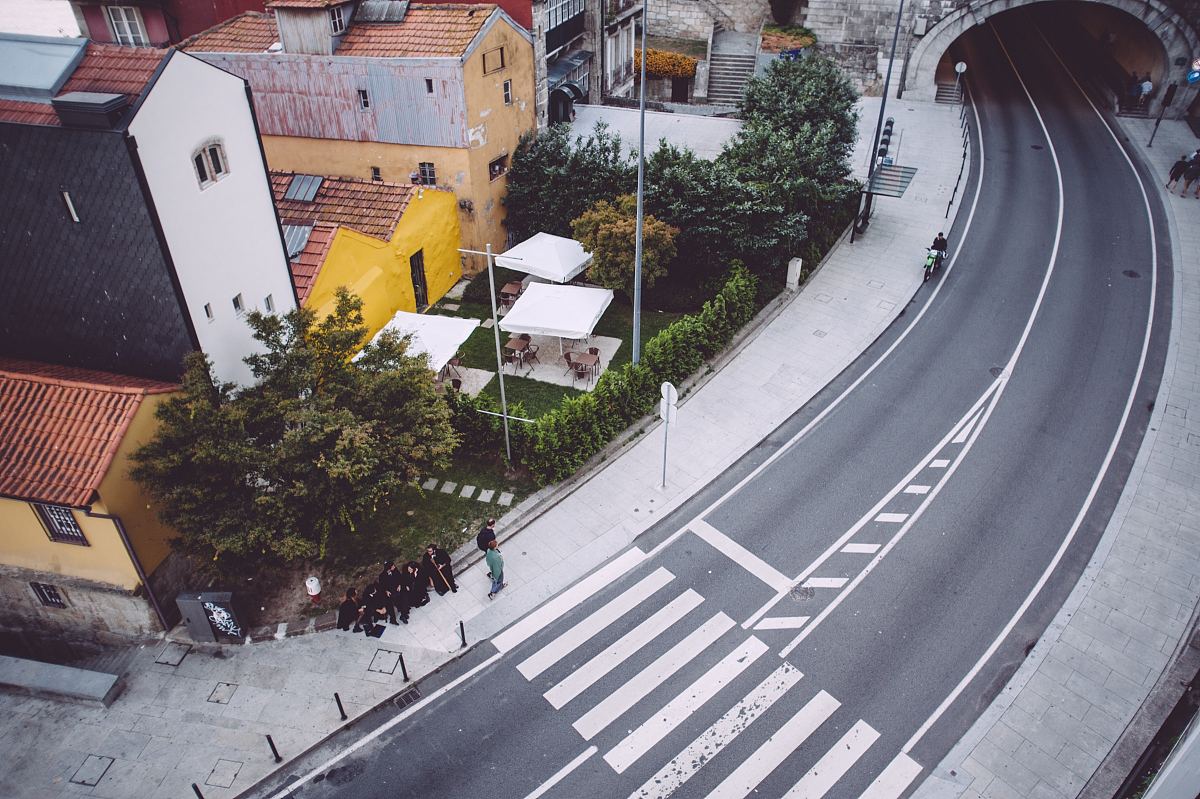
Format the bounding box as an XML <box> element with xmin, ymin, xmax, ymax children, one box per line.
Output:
<box><xmin>635</xmin><ymin>48</ymin><xmax>698</xmax><ymax>79</ymax></box>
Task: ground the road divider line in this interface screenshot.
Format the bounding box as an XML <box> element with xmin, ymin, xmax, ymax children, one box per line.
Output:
<box><xmin>605</xmin><ymin>636</ymin><xmax>768</xmax><ymax>774</ymax></box>
<box><xmin>692</xmin><ymin>519</ymin><xmax>792</xmax><ymax>592</ymax></box>
<box><xmin>874</xmin><ymin>512</ymin><xmax>909</xmax><ymax>523</ymax></box>
<box><xmin>782</xmin><ymin>718</ymin><xmax>879</xmax><ymax>799</ymax></box>
<box><xmin>840</xmin><ymin>543</ymin><xmax>880</xmax><ymax>554</ymax></box>
<box><xmin>754</xmin><ymin>616</ymin><xmax>811</xmax><ymax>631</ymax></box>
<box><xmin>951</xmin><ymin>410</ymin><xmax>981</xmax><ymax>444</ymax></box>
<box><xmin>904</xmin><ymin>484</ymin><xmax>931</xmax><ymax>495</ymax></box>
<box><xmin>930</xmin><ymin>459</ymin><xmax>950</xmax><ymax>468</ymax></box>
<box><xmin>545</xmin><ymin>589</ymin><xmax>702</xmax><ymax>709</ymax></box>
<box><xmin>517</xmin><ymin>567</ymin><xmax>674</xmax><ymax>680</ymax></box>
<box><xmin>859</xmin><ymin>752</ymin><xmax>923</xmax><ymax>799</ymax></box>
<box><xmin>521</xmin><ymin>745</ymin><xmax>597</xmax><ymax>799</ymax></box>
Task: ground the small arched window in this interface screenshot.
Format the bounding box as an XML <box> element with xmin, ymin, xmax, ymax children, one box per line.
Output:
<box><xmin>193</xmin><ymin>140</ymin><xmax>230</xmax><ymax>188</ymax></box>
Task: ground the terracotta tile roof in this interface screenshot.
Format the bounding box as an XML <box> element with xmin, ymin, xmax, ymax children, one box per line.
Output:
<box><xmin>0</xmin><ymin>357</ymin><xmax>177</xmax><ymax>507</ymax></box>
<box><xmin>290</xmin><ymin>222</ymin><xmax>337</xmax><ymax>304</ymax></box>
<box><xmin>266</xmin><ymin>0</ymin><xmax>342</xmax><ymax>6</ymax></box>
<box><xmin>337</xmin><ymin>4</ymin><xmax>496</xmax><ymax>57</ymax></box>
<box><xmin>271</xmin><ymin>171</ymin><xmax>415</xmax><ymax>240</ymax></box>
<box><xmin>180</xmin><ymin>11</ymin><xmax>280</xmax><ymax>53</ymax></box>
<box><xmin>0</xmin><ymin>99</ymin><xmax>61</xmax><ymax>126</ymax></box>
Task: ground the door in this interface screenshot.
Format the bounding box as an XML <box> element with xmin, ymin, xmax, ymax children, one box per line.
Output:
<box><xmin>410</xmin><ymin>249</ymin><xmax>428</xmax><ymax>311</ymax></box>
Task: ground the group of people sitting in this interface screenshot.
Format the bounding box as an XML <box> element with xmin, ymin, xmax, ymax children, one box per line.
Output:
<box><xmin>337</xmin><ymin>543</ymin><xmax>457</xmax><ymax>635</ymax></box>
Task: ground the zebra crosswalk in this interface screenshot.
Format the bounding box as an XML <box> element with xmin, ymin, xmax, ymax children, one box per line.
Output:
<box><xmin>505</xmin><ymin>558</ymin><xmax>925</xmax><ymax>799</ymax></box>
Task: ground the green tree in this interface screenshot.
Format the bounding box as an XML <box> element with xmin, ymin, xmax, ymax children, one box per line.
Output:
<box><xmin>571</xmin><ymin>194</ymin><xmax>678</xmax><ymax>296</ymax></box>
<box><xmin>503</xmin><ymin>122</ymin><xmax>636</xmax><ymax>242</ymax></box>
<box><xmin>739</xmin><ymin>55</ymin><xmax>859</xmax><ymax>152</ymax></box>
<box><xmin>131</xmin><ymin>290</ymin><xmax>457</xmax><ymax>571</ymax></box>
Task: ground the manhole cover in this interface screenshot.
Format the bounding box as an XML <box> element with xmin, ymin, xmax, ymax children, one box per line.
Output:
<box><xmin>369</xmin><ymin>649</ymin><xmax>402</xmax><ymax>675</ymax></box>
<box><xmin>70</xmin><ymin>755</ymin><xmax>113</xmax><ymax>786</ymax></box>
<box><xmin>208</xmin><ymin>682</ymin><xmax>238</xmax><ymax>704</ymax></box>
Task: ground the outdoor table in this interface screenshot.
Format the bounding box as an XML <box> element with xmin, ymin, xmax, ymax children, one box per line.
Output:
<box><xmin>501</xmin><ymin>281</ymin><xmax>524</xmax><ymax>297</ymax></box>
<box><xmin>572</xmin><ymin>351</ymin><xmax>600</xmax><ymax>377</ymax></box>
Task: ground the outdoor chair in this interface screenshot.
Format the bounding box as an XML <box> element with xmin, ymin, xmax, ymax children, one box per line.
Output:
<box><xmin>445</xmin><ymin>355</ymin><xmax>463</xmax><ymax>378</ymax></box>
<box><xmin>518</xmin><ymin>333</ymin><xmax>531</xmax><ymax>342</ymax></box>
<box><xmin>450</xmin><ymin>378</ymin><xmax>462</xmax><ymax>392</ymax></box>
<box><xmin>502</xmin><ymin>352</ymin><xmax>524</xmax><ymax>375</ymax></box>
<box><xmin>524</xmin><ymin>343</ymin><xmax>541</xmax><ymax>368</ymax></box>
<box><xmin>563</xmin><ymin>351</ymin><xmax>575</xmax><ymax>375</ymax></box>
<box><xmin>571</xmin><ymin>360</ymin><xmax>591</xmax><ymax>387</ymax></box>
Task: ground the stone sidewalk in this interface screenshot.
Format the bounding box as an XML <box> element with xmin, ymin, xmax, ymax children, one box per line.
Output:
<box><xmin>911</xmin><ymin>118</ymin><xmax>1200</xmax><ymax>799</ymax></box>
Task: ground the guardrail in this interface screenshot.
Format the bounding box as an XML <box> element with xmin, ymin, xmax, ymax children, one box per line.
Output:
<box><xmin>945</xmin><ymin>86</ymin><xmax>973</xmax><ymax>219</ymax></box>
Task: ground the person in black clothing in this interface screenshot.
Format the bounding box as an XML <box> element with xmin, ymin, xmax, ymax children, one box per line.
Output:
<box><xmin>1166</xmin><ymin>155</ymin><xmax>1190</xmax><ymax>191</ymax></box>
<box><xmin>402</xmin><ymin>561</ymin><xmax>431</xmax><ymax>609</ymax></box>
<box><xmin>930</xmin><ymin>232</ymin><xmax>948</xmax><ymax>266</ymax></box>
<box><xmin>378</xmin><ymin>561</ymin><xmax>404</xmax><ymax>624</ymax></box>
<box><xmin>476</xmin><ymin>518</ymin><xmax>497</xmax><ymax>552</ymax></box>
<box><xmin>337</xmin><ymin>587</ymin><xmax>363</xmax><ymax>632</ymax></box>
<box><xmin>361</xmin><ymin>582</ymin><xmax>389</xmax><ymax>634</ymax></box>
<box><xmin>422</xmin><ymin>543</ymin><xmax>457</xmax><ymax>595</ymax></box>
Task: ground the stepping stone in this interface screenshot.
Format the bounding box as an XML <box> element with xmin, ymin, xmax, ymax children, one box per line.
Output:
<box><xmin>498</xmin><ymin>492</ymin><xmax>514</xmax><ymax>506</ymax></box>
<box><xmin>481</xmin><ymin>318</ymin><xmax>495</xmax><ymax>328</ymax></box>
<box><xmin>422</xmin><ymin>478</ymin><xmax>439</xmax><ymax>491</ymax></box>
<box><xmin>460</xmin><ymin>485</ymin><xmax>476</xmax><ymax>499</ymax></box>
<box><xmin>444</xmin><ymin>303</ymin><xmax>461</xmax><ymax>311</ymax></box>
<box><xmin>440</xmin><ymin>481</ymin><xmax>458</xmax><ymax>494</ymax></box>
<box><xmin>477</xmin><ymin>488</ymin><xmax>495</xmax><ymax>503</ymax></box>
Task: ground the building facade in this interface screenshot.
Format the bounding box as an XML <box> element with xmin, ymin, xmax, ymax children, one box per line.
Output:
<box><xmin>69</xmin><ymin>0</ymin><xmax>267</xmax><ymax>47</ymax></box>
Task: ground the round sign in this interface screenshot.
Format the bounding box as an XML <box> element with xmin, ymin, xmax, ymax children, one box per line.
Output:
<box><xmin>955</xmin><ymin>61</ymin><xmax>968</xmax><ymax>74</ymax></box>
<box><xmin>1189</xmin><ymin>70</ymin><xmax>1200</xmax><ymax>85</ymax></box>
<box><xmin>660</xmin><ymin>381</ymin><xmax>678</xmax><ymax>404</ymax></box>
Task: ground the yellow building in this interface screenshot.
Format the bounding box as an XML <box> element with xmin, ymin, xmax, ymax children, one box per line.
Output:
<box><xmin>273</xmin><ymin>172</ymin><xmax>462</xmax><ymax>334</ymax></box>
<box><xmin>0</xmin><ymin>358</ymin><xmax>181</xmax><ymax>651</ymax></box>
<box><xmin>184</xmin><ymin>2</ymin><xmax>538</xmax><ymax>273</ymax></box>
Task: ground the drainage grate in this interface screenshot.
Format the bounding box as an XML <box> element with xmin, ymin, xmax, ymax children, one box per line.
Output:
<box><xmin>393</xmin><ymin>686</ymin><xmax>421</xmax><ymax>710</ymax></box>
<box><xmin>70</xmin><ymin>755</ymin><xmax>113</xmax><ymax>786</ymax></box>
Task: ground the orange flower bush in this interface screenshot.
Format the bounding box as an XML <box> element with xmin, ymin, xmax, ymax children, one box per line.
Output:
<box><xmin>634</xmin><ymin>48</ymin><xmax>697</xmax><ymax>79</ymax></box>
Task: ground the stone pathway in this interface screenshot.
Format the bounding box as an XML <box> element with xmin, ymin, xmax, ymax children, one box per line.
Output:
<box><xmin>421</xmin><ymin>476</ymin><xmax>513</xmax><ymax>507</ymax></box>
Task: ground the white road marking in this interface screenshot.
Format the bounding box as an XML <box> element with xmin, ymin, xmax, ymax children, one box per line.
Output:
<box><xmin>605</xmin><ymin>637</ymin><xmax>768</xmax><ymax>774</ymax></box>
<box><xmin>929</xmin><ymin>459</ymin><xmax>950</xmax><ymax>468</ymax></box>
<box><xmin>840</xmin><ymin>543</ymin><xmax>880</xmax><ymax>555</ymax></box>
<box><xmin>874</xmin><ymin>513</ymin><xmax>909</xmax><ymax>523</ymax></box>
<box><xmin>703</xmin><ymin>690</ymin><xmax>841</xmax><ymax>799</ymax></box>
<box><xmin>754</xmin><ymin>616</ymin><xmax>811</xmax><ymax>631</ymax></box>
<box><xmin>781</xmin><ymin>718</ymin><xmax>878</xmax><ymax>798</ymax></box>
<box><xmin>517</xmin><ymin>567</ymin><xmax>674</xmax><ymax>680</ymax></box>
<box><xmin>545</xmin><ymin>590</ymin><xmax>703</xmax><ymax>709</ymax></box>
<box><xmin>521</xmin><ymin>746</ymin><xmax>597</xmax><ymax>799</ymax></box>
<box><xmin>803</xmin><ymin>577</ymin><xmax>849</xmax><ymax>589</ymax></box>
<box><xmin>904</xmin><ymin>485</ymin><xmax>931</xmax><ymax>495</ymax></box>
<box><xmin>574</xmin><ymin>612</ymin><xmax>735</xmax><ymax>740</ymax></box>
<box><xmin>630</xmin><ymin>663</ymin><xmax>803</xmax><ymax>799</ymax></box>
<box><xmin>493</xmin><ymin>548</ymin><xmax>647</xmax><ymax>654</ymax></box>
<box><xmin>859</xmin><ymin>753</ymin><xmax>923</xmax><ymax>799</ymax></box>
<box><xmin>950</xmin><ymin>410</ymin><xmax>980</xmax><ymax>444</ymax></box>
<box><xmin>691</xmin><ymin>519</ymin><xmax>792</xmax><ymax>592</ymax></box>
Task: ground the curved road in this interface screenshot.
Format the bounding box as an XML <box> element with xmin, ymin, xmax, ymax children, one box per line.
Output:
<box><xmin>250</xmin><ymin>11</ymin><xmax>1170</xmax><ymax>799</ymax></box>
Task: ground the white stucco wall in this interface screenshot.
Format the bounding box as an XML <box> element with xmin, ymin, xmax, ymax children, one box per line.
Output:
<box><xmin>128</xmin><ymin>51</ymin><xmax>297</xmax><ymax>386</ymax></box>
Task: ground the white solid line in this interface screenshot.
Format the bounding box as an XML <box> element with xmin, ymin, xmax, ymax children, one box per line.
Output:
<box><xmin>803</xmin><ymin>577</ymin><xmax>848</xmax><ymax>589</ymax></box>
<box><xmin>781</xmin><ymin>719</ymin><xmax>879</xmax><ymax>799</ymax></box>
<box><xmin>950</xmin><ymin>411</ymin><xmax>979</xmax><ymax>444</ymax></box>
<box><xmin>691</xmin><ymin>519</ymin><xmax>792</xmax><ymax>592</ymax></box>
<box><xmin>574</xmin><ymin>612</ymin><xmax>735</xmax><ymax>740</ymax></box>
<box><xmin>703</xmin><ymin>690</ymin><xmax>841</xmax><ymax>799</ymax></box>
<box><xmin>903</xmin><ymin>485</ymin><xmax>931</xmax><ymax>495</ymax></box>
<box><xmin>521</xmin><ymin>746</ymin><xmax>597</xmax><ymax>799</ymax></box>
<box><xmin>545</xmin><ymin>589</ymin><xmax>703</xmax><ymax>709</ymax></box>
<box><xmin>493</xmin><ymin>548</ymin><xmax>647</xmax><ymax>654</ymax></box>
<box><xmin>630</xmin><ymin>663</ymin><xmax>803</xmax><ymax>799</ymax></box>
<box><xmin>606</xmin><ymin>636</ymin><xmax>768</xmax><ymax>774</ymax></box>
<box><xmin>929</xmin><ymin>459</ymin><xmax>950</xmax><ymax>468</ymax></box>
<box><xmin>874</xmin><ymin>513</ymin><xmax>909</xmax><ymax>523</ymax></box>
<box><xmin>859</xmin><ymin>753</ymin><xmax>923</xmax><ymax>799</ymax></box>
<box><xmin>840</xmin><ymin>543</ymin><xmax>880</xmax><ymax>555</ymax></box>
<box><xmin>517</xmin><ymin>567</ymin><xmax>674</xmax><ymax>680</ymax></box>
<box><xmin>264</xmin><ymin>652</ymin><xmax>503</xmax><ymax>799</ymax></box>
<box><xmin>902</xmin><ymin>21</ymin><xmax>1159</xmax><ymax>756</ymax></box>
<box><xmin>754</xmin><ymin>616</ymin><xmax>811</xmax><ymax>631</ymax></box>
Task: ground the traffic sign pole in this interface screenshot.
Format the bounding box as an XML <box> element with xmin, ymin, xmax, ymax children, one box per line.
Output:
<box><xmin>660</xmin><ymin>382</ymin><xmax>678</xmax><ymax>488</ymax></box>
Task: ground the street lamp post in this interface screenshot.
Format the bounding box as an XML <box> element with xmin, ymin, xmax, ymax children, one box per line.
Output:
<box><xmin>458</xmin><ymin>244</ymin><xmax>512</xmax><ymax>464</ymax></box>
<box><xmin>632</xmin><ymin>0</ymin><xmax>648</xmax><ymax>364</ymax></box>
<box><xmin>854</xmin><ymin>0</ymin><xmax>906</xmax><ymax>238</ymax></box>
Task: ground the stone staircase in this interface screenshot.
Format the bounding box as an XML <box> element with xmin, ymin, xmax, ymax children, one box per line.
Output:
<box><xmin>708</xmin><ymin>50</ymin><xmax>758</xmax><ymax>106</ymax></box>
<box><xmin>934</xmin><ymin>82</ymin><xmax>963</xmax><ymax>104</ymax></box>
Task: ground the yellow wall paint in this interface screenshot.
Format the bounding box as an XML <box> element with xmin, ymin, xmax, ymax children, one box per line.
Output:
<box><xmin>305</xmin><ymin>188</ymin><xmax>463</xmax><ymax>337</ymax></box>
<box><xmin>0</xmin><ymin>499</ymin><xmax>140</xmax><ymax>590</ymax></box>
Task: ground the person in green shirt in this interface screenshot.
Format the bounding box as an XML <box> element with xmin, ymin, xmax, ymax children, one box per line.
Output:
<box><xmin>485</xmin><ymin>540</ymin><xmax>507</xmax><ymax>599</ymax></box>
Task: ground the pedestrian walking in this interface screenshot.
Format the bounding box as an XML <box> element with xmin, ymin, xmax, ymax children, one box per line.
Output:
<box><xmin>1181</xmin><ymin>159</ymin><xmax>1200</xmax><ymax>196</ymax></box>
<box><xmin>1140</xmin><ymin>75</ymin><xmax>1154</xmax><ymax>108</ymax></box>
<box><xmin>1166</xmin><ymin>155</ymin><xmax>1190</xmax><ymax>190</ymax></box>
<box><xmin>485</xmin><ymin>540</ymin><xmax>507</xmax><ymax>599</ymax></box>
<box><xmin>402</xmin><ymin>561</ymin><xmax>431</xmax><ymax>609</ymax></box>
<box><xmin>422</xmin><ymin>543</ymin><xmax>457</xmax><ymax>595</ymax></box>
<box><xmin>379</xmin><ymin>560</ymin><xmax>408</xmax><ymax>624</ymax></box>
<box><xmin>476</xmin><ymin>518</ymin><xmax>497</xmax><ymax>552</ymax></box>
<box><xmin>1127</xmin><ymin>72</ymin><xmax>1142</xmax><ymax>108</ymax></box>
<box><xmin>337</xmin><ymin>587</ymin><xmax>363</xmax><ymax>632</ymax></box>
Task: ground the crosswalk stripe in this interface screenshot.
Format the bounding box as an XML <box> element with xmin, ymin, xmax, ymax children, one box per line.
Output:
<box><xmin>691</xmin><ymin>519</ymin><xmax>793</xmax><ymax>592</ymax></box>
<box><xmin>803</xmin><ymin>577</ymin><xmax>848</xmax><ymax>589</ymax></box>
<box><xmin>753</xmin><ymin>616</ymin><xmax>810</xmax><ymax>631</ymax></box>
<box><xmin>545</xmin><ymin>589</ymin><xmax>703</xmax><ymax>709</ymax></box>
<box><xmin>781</xmin><ymin>718</ymin><xmax>879</xmax><ymax>798</ymax></box>
<box><xmin>859</xmin><ymin>753</ymin><xmax>923</xmax><ymax>799</ymax></box>
<box><xmin>840</xmin><ymin>543</ymin><xmax>880</xmax><ymax>554</ymax></box>
<box><xmin>605</xmin><ymin>637</ymin><xmax>768</xmax><ymax>774</ymax></box>
<box><xmin>494</xmin><ymin>548</ymin><xmax>647</xmax><ymax>654</ymax></box>
<box><xmin>517</xmin><ymin>568</ymin><xmax>674</xmax><ymax>680</ymax></box>
<box><xmin>702</xmin><ymin>690</ymin><xmax>840</xmax><ymax>799</ymax></box>
<box><xmin>630</xmin><ymin>663</ymin><xmax>802</xmax><ymax>799</ymax></box>
<box><xmin>521</xmin><ymin>746</ymin><xmax>597</xmax><ymax>799</ymax></box>
<box><xmin>574</xmin><ymin>612</ymin><xmax>735</xmax><ymax>740</ymax></box>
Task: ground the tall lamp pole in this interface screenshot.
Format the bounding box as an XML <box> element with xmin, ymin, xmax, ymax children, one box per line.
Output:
<box><xmin>459</xmin><ymin>244</ymin><xmax>512</xmax><ymax>464</ymax></box>
<box><xmin>632</xmin><ymin>0</ymin><xmax>648</xmax><ymax>364</ymax></box>
<box><xmin>855</xmin><ymin>0</ymin><xmax>905</xmax><ymax>237</ymax></box>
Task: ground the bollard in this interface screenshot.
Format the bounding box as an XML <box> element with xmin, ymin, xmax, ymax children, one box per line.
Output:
<box><xmin>192</xmin><ymin>784</ymin><xmax>206</xmax><ymax>799</ymax></box>
<box><xmin>266</xmin><ymin>734</ymin><xmax>282</xmax><ymax>763</ymax></box>
<box><xmin>399</xmin><ymin>652</ymin><xmax>409</xmax><ymax>682</ymax></box>
<box><xmin>334</xmin><ymin>692</ymin><xmax>348</xmax><ymax>720</ymax></box>
<box><xmin>459</xmin><ymin>620</ymin><xmax>467</xmax><ymax>648</ymax></box>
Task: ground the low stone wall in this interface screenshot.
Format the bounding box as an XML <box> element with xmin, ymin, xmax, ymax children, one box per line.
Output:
<box><xmin>0</xmin><ymin>654</ymin><xmax>123</xmax><ymax>707</ymax></box>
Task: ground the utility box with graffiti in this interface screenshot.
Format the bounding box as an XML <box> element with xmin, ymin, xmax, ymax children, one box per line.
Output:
<box><xmin>175</xmin><ymin>591</ymin><xmax>246</xmax><ymax>643</ymax></box>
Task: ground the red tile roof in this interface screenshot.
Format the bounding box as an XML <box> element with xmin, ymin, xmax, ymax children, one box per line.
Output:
<box><xmin>0</xmin><ymin>358</ymin><xmax>177</xmax><ymax>507</ymax></box>
<box><xmin>179</xmin><ymin>11</ymin><xmax>279</xmax><ymax>53</ymax></box>
<box><xmin>0</xmin><ymin>43</ymin><xmax>166</xmax><ymax>127</ymax></box>
<box><xmin>338</xmin><ymin>5</ymin><xmax>496</xmax><ymax>57</ymax></box>
<box><xmin>271</xmin><ymin>171</ymin><xmax>415</xmax><ymax>240</ymax></box>
<box><xmin>266</xmin><ymin>0</ymin><xmax>342</xmax><ymax>6</ymax></box>
<box><xmin>290</xmin><ymin>222</ymin><xmax>337</xmax><ymax>304</ymax></box>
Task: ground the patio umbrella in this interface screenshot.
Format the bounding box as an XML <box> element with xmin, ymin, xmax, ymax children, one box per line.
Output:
<box><xmin>361</xmin><ymin>310</ymin><xmax>479</xmax><ymax>373</ymax></box>
<box><xmin>495</xmin><ymin>232</ymin><xmax>593</xmax><ymax>283</ymax></box>
<box><xmin>498</xmin><ymin>283</ymin><xmax>613</xmax><ymax>353</ymax></box>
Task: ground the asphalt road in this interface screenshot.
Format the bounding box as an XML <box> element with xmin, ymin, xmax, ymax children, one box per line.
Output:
<box><xmin>247</xmin><ymin>11</ymin><xmax>1170</xmax><ymax>799</ymax></box>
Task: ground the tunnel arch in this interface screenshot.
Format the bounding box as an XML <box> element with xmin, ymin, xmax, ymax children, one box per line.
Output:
<box><xmin>904</xmin><ymin>0</ymin><xmax>1200</xmax><ymax>114</ymax></box>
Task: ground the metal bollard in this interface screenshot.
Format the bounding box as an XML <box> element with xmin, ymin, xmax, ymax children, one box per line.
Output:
<box><xmin>334</xmin><ymin>692</ymin><xmax>348</xmax><ymax>720</ymax></box>
<box><xmin>192</xmin><ymin>784</ymin><xmax>206</xmax><ymax>799</ymax></box>
<box><xmin>399</xmin><ymin>652</ymin><xmax>409</xmax><ymax>682</ymax></box>
<box><xmin>459</xmin><ymin>620</ymin><xmax>467</xmax><ymax>648</ymax></box>
<box><xmin>266</xmin><ymin>734</ymin><xmax>282</xmax><ymax>763</ymax></box>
